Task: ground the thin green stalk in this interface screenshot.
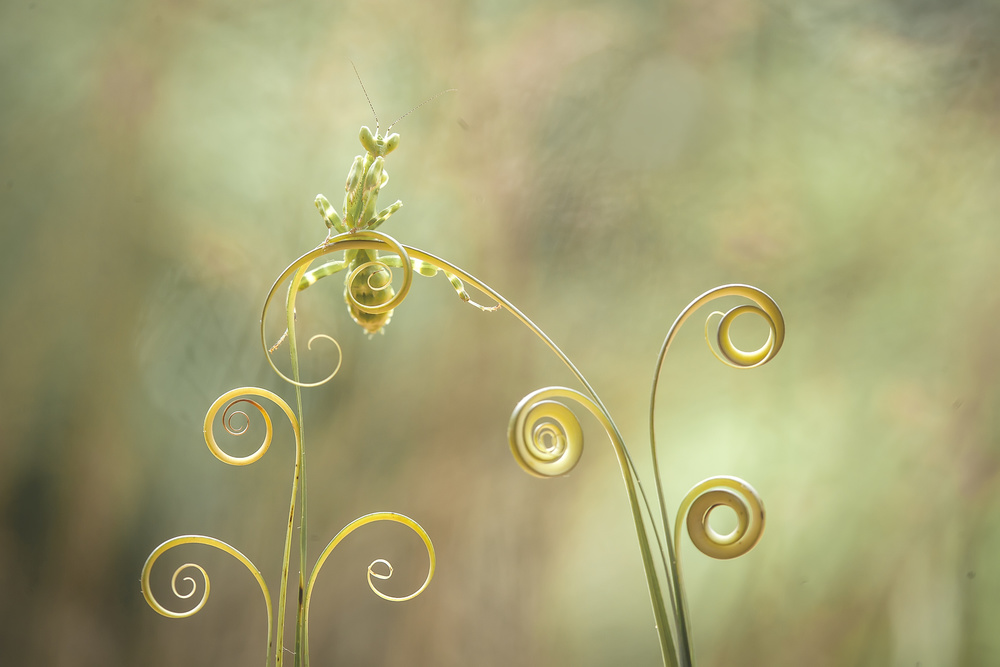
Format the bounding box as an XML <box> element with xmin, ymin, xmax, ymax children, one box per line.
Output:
<box><xmin>295</xmin><ymin>380</ymin><xmax>308</xmax><ymax>667</ymax></box>
<box><xmin>271</xmin><ymin>355</ymin><xmax>303</xmax><ymax>667</ymax></box>
<box><xmin>648</xmin><ymin>312</ymin><xmax>699</xmax><ymax>667</ymax></box>
<box><xmin>282</xmin><ymin>264</ymin><xmax>311</xmax><ymax>667</ymax></box>
<box><xmin>258</xmin><ymin>239</ymin><xmax>788</xmax><ymax>667</ymax></box>
<box><xmin>400</xmin><ymin>245</ymin><xmax>683</xmax><ymax>667</ymax></box>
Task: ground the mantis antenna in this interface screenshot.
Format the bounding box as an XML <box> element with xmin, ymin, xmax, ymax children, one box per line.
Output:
<box><xmin>350</xmin><ymin>60</ymin><xmax>457</xmax><ymax>134</ymax></box>
<box><xmin>351</xmin><ymin>61</ymin><xmax>382</xmax><ymax>136</ymax></box>
<box><xmin>387</xmin><ymin>88</ymin><xmax>458</xmax><ymax>131</ymax></box>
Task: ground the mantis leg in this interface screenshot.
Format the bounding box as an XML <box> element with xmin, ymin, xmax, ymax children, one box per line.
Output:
<box><xmin>363</xmin><ymin>200</ymin><xmax>402</xmax><ymax>231</ymax></box>
<box><xmin>270</xmin><ymin>259</ymin><xmax>350</xmax><ymax>352</ymax></box>
<box><xmin>378</xmin><ymin>255</ymin><xmax>501</xmax><ymax>313</ymax></box>
<box><xmin>297</xmin><ymin>259</ymin><xmax>349</xmax><ymax>290</ymax></box>
<box><xmin>315</xmin><ymin>195</ymin><xmax>347</xmax><ymax>235</ymax></box>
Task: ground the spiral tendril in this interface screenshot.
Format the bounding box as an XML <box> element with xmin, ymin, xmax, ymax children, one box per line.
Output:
<box><xmin>367</xmin><ymin>558</ymin><xmax>398</xmax><ymax>599</ymax></box>
<box><xmin>171</xmin><ymin>563</ymin><xmax>205</xmax><ymax>601</ymax></box>
<box><xmin>261</xmin><ymin>231</ymin><xmax>413</xmax><ymax>387</ymax></box>
<box><xmin>140</xmin><ymin>535</ymin><xmax>272</xmax><ymax>625</ymax></box>
<box><xmin>508</xmin><ymin>389</ymin><xmax>587</xmax><ymax>478</ymax></box>
<box><xmin>297</xmin><ymin>333</ymin><xmax>345</xmax><ymax>388</ymax></box>
<box><xmin>698</xmin><ymin>287</ymin><xmax>784</xmax><ymax>369</ymax></box>
<box><xmin>342</xmin><ymin>236</ymin><xmax>413</xmax><ymax>316</ymax></box>
<box><xmin>348</xmin><ymin>259</ymin><xmax>393</xmax><ymax>296</ymax></box>
<box><xmin>368</xmin><ymin>558</ymin><xmax>393</xmax><ymax>580</ymax></box>
<box><xmin>303</xmin><ymin>512</ymin><xmax>435</xmax><ymax>655</ymax></box>
<box><xmin>648</xmin><ymin>285</ymin><xmax>782</xmax><ymax>558</ymax></box>
<box><xmin>204</xmin><ymin>388</ymin><xmax>299</xmax><ymax>466</ymax></box>
<box><xmin>305</xmin><ymin>512</ymin><xmax>434</xmax><ymax>605</ymax></box>
<box><xmin>675</xmin><ymin>476</ymin><xmax>765</xmax><ymax>560</ymax></box>
<box><xmin>222</xmin><ymin>401</ymin><xmax>253</xmax><ymax>436</ymax></box>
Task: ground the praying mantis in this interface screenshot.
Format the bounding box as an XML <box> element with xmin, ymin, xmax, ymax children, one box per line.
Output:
<box><xmin>272</xmin><ymin>70</ymin><xmax>499</xmax><ymax>349</ymax></box>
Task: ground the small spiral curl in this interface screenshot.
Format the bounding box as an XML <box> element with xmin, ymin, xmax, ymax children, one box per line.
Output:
<box><xmin>366</xmin><ymin>558</ymin><xmax>398</xmax><ymax>601</ymax></box>
<box><xmin>700</xmin><ymin>285</ymin><xmax>784</xmax><ymax>369</ymax></box>
<box><xmin>508</xmin><ymin>388</ymin><xmax>588</xmax><ymax>478</ymax></box>
<box><xmin>343</xmin><ymin>233</ymin><xmax>413</xmax><ymax>316</ymax></box>
<box><xmin>222</xmin><ymin>402</ymin><xmax>252</xmax><ymax>436</ymax></box>
<box><xmin>346</xmin><ymin>260</ymin><xmax>396</xmax><ymax>313</ymax></box>
<box><xmin>204</xmin><ymin>387</ymin><xmax>298</xmax><ymax>466</ymax></box>
<box><xmin>304</xmin><ymin>512</ymin><xmax>435</xmax><ymax>630</ymax></box>
<box><xmin>298</xmin><ymin>333</ymin><xmax>345</xmax><ymax>388</ymax></box>
<box><xmin>143</xmin><ymin>547</ymin><xmax>209</xmax><ymax>619</ymax></box>
<box><xmin>676</xmin><ymin>476</ymin><xmax>765</xmax><ymax>560</ymax></box>
<box><xmin>164</xmin><ymin>562</ymin><xmax>209</xmax><ymax>616</ymax></box>
<box><xmin>261</xmin><ymin>231</ymin><xmax>411</xmax><ymax>387</ymax></box>
<box><xmin>140</xmin><ymin>535</ymin><xmax>271</xmax><ymax>622</ymax></box>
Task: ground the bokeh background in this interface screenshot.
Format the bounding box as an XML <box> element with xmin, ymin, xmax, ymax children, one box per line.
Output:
<box><xmin>3</xmin><ymin>0</ymin><xmax>999</xmax><ymax>665</ymax></box>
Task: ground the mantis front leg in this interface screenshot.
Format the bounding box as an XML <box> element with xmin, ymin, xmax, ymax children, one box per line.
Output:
<box><xmin>269</xmin><ymin>251</ymin><xmax>501</xmax><ymax>352</ymax></box>
<box><xmin>297</xmin><ymin>259</ymin><xmax>349</xmax><ymax>290</ymax></box>
<box><xmin>377</xmin><ymin>255</ymin><xmax>501</xmax><ymax>313</ymax></box>
<box><xmin>268</xmin><ymin>259</ymin><xmax>351</xmax><ymax>353</ymax></box>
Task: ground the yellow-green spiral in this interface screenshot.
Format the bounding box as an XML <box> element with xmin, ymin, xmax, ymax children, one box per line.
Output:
<box><xmin>140</xmin><ymin>535</ymin><xmax>272</xmax><ymax>622</ymax></box>
<box><xmin>340</xmin><ymin>231</ymin><xmax>414</xmax><ymax>316</ymax></box>
<box><xmin>203</xmin><ymin>387</ymin><xmax>298</xmax><ymax>466</ymax></box>
<box><xmin>302</xmin><ymin>512</ymin><xmax>435</xmax><ymax>656</ymax></box>
<box><xmin>700</xmin><ymin>285</ymin><xmax>784</xmax><ymax>369</ymax></box>
<box><xmin>675</xmin><ymin>476</ymin><xmax>765</xmax><ymax>560</ymax></box>
<box><xmin>261</xmin><ymin>231</ymin><xmax>412</xmax><ymax>386</ymax></box>
<box><xmin>303</xmin><ymin>512</ymin><xmax>434</xmax><ymax>604</ymax></box>
<box><xmin>508</xmin><ymin>387</ymin><xmax>593</xmax><ymax>478</ymax></box>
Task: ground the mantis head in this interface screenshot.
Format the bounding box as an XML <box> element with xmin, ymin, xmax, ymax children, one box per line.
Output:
<box><xmin>359</xmin><ymin>126</ymin><xmax>400</xmax><ymax>158</ymax></box>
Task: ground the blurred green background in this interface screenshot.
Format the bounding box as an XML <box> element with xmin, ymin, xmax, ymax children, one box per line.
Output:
<box><xmin>2</xmin><ymin>0</ymin><xmax>999</xmax><ymax>665</ymax></box>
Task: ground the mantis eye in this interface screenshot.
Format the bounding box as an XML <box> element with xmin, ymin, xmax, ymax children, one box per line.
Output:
<box><xmin>359</xmin><ymin>126</ymin><xmax>378</xmax><ymax>154</ymax></box>
<box><xmin>384</xmin><ymin>133</ymin><xmax>400</xmax><ymax>155</ymax></box>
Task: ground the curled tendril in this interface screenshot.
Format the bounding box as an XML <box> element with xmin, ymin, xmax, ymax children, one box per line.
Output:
<box><xmin>508</xmin><ymin>388</ymin><xmax>589</xmax><ymax>478</ymax></box>
<box><xmin>367</xmin><ymin>558</ymin><xmax>396</xmax><ymax>599</ymax></box>
<box><xmin>261</xmin><ymin>230</ymin><xmax>413</xmax><ymax>387</ymax></box>
<box><xmin>342</xmin><ymin>236</ymin><xmax>411</xmax><ymax>316</ymax></box>
<box><xmin>297</xmin><ymin>333</ymin><xmax>344</xmax><ymax>388</ymax></box>
<box><xmin>506</xmin><ymin>386</ymin><xmax>680</xmax><ymax>659</ymax></box>
<box><xmin>222</xmin><ymin>401</ymin><xmax>254</xmax><ymax>436</ymax></box>
<box><xmin>303</xmin><ymin>513</ymin><xmax>435</xmax><ymax>654</ymax></box>
<box><xmin>305</xmin><ymin>512</ymin><xmax>435</xmax><ymax>605</ymax></box>
<box><xmin>170</xmin><ymin>562</ymin><xmax>207</xmax><ymax>604</ymax></box>
<box><xmin>675</xmin><ymin>476</ymin><xmax>765</xmax><ymax>560</ymax></box>
<box><xmin>140</xmin><ymin>535</ymin><xmax>273</xmax><ymax>639</ymax></box>
<box><xmin>204</xmin><ymin>387</ymin><xmax>299</xmax><ymax>466</ymax></box>
<box><xmin>346</xmin><ymin>260</ymin><xmax>395</xmax><ymax>311</ymax></box>
<box><xmin>696</xmin><ymin>286</ymin><xmax>784</xmax><ymax>369</ymax></box>
<box><xmin>648</xmin><ymin>285</ymin><xmax>783</xmax><ymax>549</ymax></box>
<box><xmin>647</xmin><ymin>288</ymin><xmax>778</xmax><ymax>558</ymax></box>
